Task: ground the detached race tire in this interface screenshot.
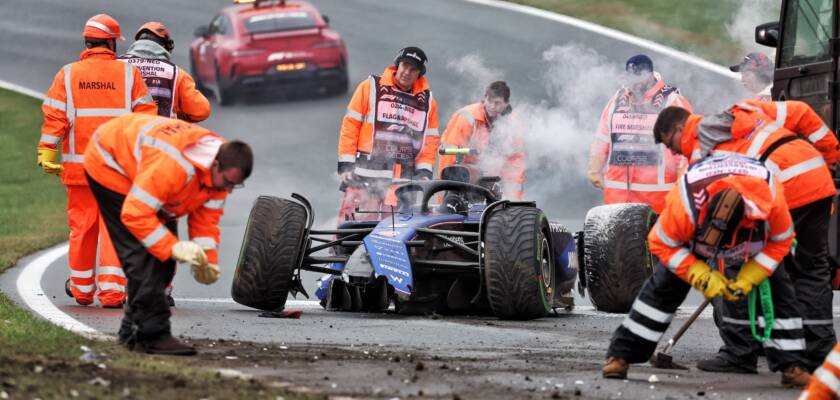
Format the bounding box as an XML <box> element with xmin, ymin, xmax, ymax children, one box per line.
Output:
<box><xmin>232</xmin><ymin>196</ymin><xmax>307</xmax><ymax>311</ymax></box>
<box><xmin>583</xmin><ymin>203</ymin><xmax>656</xmax><ymax>313</ymax></box>
<box><xmin>484</xmin><ymin>206</ymin><xmax>554</xmax><ymax>320</ymax></box>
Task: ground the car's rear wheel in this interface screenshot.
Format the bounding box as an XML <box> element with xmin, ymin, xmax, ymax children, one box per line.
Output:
<box><xmin>484</xmin><ymin>206</ymin><xmax>553</xmax><ymax>320</ymax></box>
<box><xmin>583</xmin><ymin>203</ymin><xmax>656</xmax><ymax>313</ymax></box>
<box><xmin>231</xmin><ymin>196</ymin><xmax>308</xmax><ymax>311</ymax></box>
<box><xmin>215</xmin><ymin>65</ymin><xmax>236</xmax><ymax>106</ymax></box>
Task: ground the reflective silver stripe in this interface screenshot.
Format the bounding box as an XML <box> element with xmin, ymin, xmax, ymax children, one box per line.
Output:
<box><xmin>764</xmin><ymin>338</ymin><xmax>806</xmax><ymax>351</ymax></box>
<box><xmin>809</xmin><ymin>125</ymin><xmax>831</xmax><ymax>143</ymax></box>
<box><xmin>826</xmin><ymin>351</ymin><xmax>840</xmax><ymax>369</ymax></box>
<box><xmin>416</xmin><ymin>162</ymin><xmax>433</xmax><ymax>171</ymax></box>
<box><xmin>354</xmin><ymin>167</ymin><xmax>393</xmax><ymax>179</ymax></box>
<box><xmin>711</xmin><ymin>149</ymin><xmax>737</xmax><ymax>156</ymax></box>
<box><xmin>735</xmin><ymin>101</ymin><xmax>761</xmax><ymax>112</ymax></box>
<box><xmin>620</xmin><ymin>318</ymin><xmax>664</xmax><ymax>342</ymax></box>
<box><xmin>86</xmin><ymin>19</ymin><xmax>117</xmax><ymax>36</ymax></box>
<box><xmin>61</xmin><ymin>154</ymin><xmax>84</xmax><ymax>163</ymax></box>
<box><xmin>338</xmin><ymin>154</ymin><xmax>356</xmax><ymax>163</ymax></box>
<box><xmin>39</xmin><ymin>134</ymin><xmax>60</xmax><ymax>145</ymax></box>
<box><xmin>203</xmin><ymin>199</ymin><xmax>225</xmax><ymax>210</ymax></box>
<box><xmin>93</xmin><ymin>130</ymin><xmax>126</xmax><ymax>175</ymax></box>
<box><xmin>804</xmin><ymin>319</ymin><xmax>836</xmax><ymax>326</ymax></box>
<box><xmin>426</xmin><ymin>128</ymin><xmax>440</xmax><ymax>136</ymax></box>
<box><xmin>129</xmin><ymin>185</ymin><xmax>162</xmax><ymax>211</ymax></box>
<box><xmin>814</xmin><ymin>367</ymin><xmax>840</xmax><ymax>393</ymax></box>
<box><xmin>368</xmin><ymin>76</ymin><xmax>376</xmax><ymax>121</ymax></box>
<box><xmin>139</xmin><ymin>134</ymin><xmax>195</xmax><ymax>182</ymax></box>
<box><xmin>98</xmin><ymin>282</ymin><xmax>126</xmax><ymax>292</ymax></box>
<box><xmin>132</xmin><ymin>94</ymin><xmax>154</xmax><ymax>109</ymax></box>
<box><xmin>770</xmin><ymin>225</ymin><xmax>794</xmax><ymax>242</ymax></box>
<box><xmin>76</xmin><ymin>108</ymin><xmax>128</xmax><ymax>117</ymax></box>
<box><xmin>193</xmin><ymin>236</ymin><xmax>217</xmax><ymax>249</ymax></box>
<box><xmin>70</xmin><ymin>282</ymin><xmax>95</xmax><ymax>293</ymax></box>
<box><xmin>42</xmin><ymin>97</ymin><xmax>66</xmax><ymax>110</ymax></box>
<box><xmin>746</xmin><ymin>102</ymin><xmax>786</xmax><ymax>157</ymax></box>
<box><xmin>689</xmin><ymin>148</ymin><xmax>701</xmax><ymax>162</ymax></box>
<box><xmin>141</xmin><ymin>224</ymin><xmax>170</xmax><ymax>249</ymax></box>
<box><xmin>603</xmin><ymin>180</ymin><xmax>673</xmax><ymax>192</ymax></box>
<box><xmin>753</xmin><ymin>251</ymin><xmax>778</xmax><ymax>271</ymax></box>
<box><xmin>678</xmin><ymin>179</ymin><xmax>695</xmax><ymax>224</ymax></box>
<box><xmin>124</xmin><ymin>62</ymin><xmax>132</xmax><ymax>112</ymax></box>
<box><xmin>655</xmin><ymin>223</ymin><xmax>682</xmax><ymax>247</ymax></box>
<box><xmin>134</xmin><ymin>118</ymin><xmax>169</xmax><ymax>163</ymax></box>
<box><xmin>667</xmin><ymin>248</ymin><xmax>690</xmax><ymax>271</ymax></box>
<box><xmin>63</xmin><ymin>64</ymin><xmax>76</xmax><ymax>155</ymax></box>
<box><xmin>722</xmin><ymin>316</ymin><xmax>803</xmax><ymax>330</ymax></box>
<box><xmin>70</xmin><ymin>269</ymin><xmax>93</xmax><ymax>279</ymax></box>
<box><xmin>631</xmin><ymin>299</ymin><xmax>673</xmax><ymax>324</ymax></box>
<box><xmin>778</xmin><ymin>156</ymin><xmax>826</xmax><ymax>182</ymax></box>
<box><xmin>456</xmin><ymin>107</ymin><xmax>477</xmax><ymax>138</ymax></box>
<box><xmin>345</xmin><ymin>108</ymin><xmax>364</xmax><ymax>122</ymax></box>
<box><xmin>596</xmin><ymin>134</ymin><xmax>610</xmax><ymax>143</ymax></box>
<box><xmin>97</xmin><ymin>266</ymin><xmax>125</xmax><ymax>278</ymax></box>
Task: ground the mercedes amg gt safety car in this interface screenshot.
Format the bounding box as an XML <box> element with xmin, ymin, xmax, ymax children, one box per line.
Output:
<box><xmin>189</xmin><ymin>0</ymin><xmax>348</xmax><ymax>105</ymax></box>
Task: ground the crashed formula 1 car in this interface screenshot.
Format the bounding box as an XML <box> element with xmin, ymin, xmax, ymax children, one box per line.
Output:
<box><xmin>231</xmin><ymin>148</ymin><xmax>578</xmax><ymax>320</ymax></box>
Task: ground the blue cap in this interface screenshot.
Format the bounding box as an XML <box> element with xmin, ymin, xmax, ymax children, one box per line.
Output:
<box><xmin>625</xmin><ymin>54</ymin><xmax>653</xmax><ymax>73</ymax></box>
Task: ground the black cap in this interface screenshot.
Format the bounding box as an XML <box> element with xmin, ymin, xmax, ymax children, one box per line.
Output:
<box><xmin>625</xmin><ymin>54</ymin><xmax>654</xmax><ymax>74</ymax></box>
<box><xmin>394</xmin><ymin>46</ymin><xmax>428</xmax><ymax>75</ymax></box>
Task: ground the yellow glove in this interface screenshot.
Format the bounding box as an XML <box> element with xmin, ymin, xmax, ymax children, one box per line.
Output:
<box><xmin>191</xmin><ymin>263</ymin><xmax>219</xmax><ymax>285</ymax></box>
<box><xmin>37</xmin><ymin>147</ymin><xmax>64</xmax><ymax>175</ymax></box>
<box><xmin>728</xmin><ymin>260</ymin><xmax>771</xmax><ymax>297</ymax></box>
<box><xmin>588</xmin><ymin>156</ymin><xmax>605</xmax><ymax>189</ymax></box>
<box><xmin>687</xmin><ymin>261</ymin><xmax>737</xmax><ymax>300</ymax></box>
<box><xmin>171</xmin><ymin>241</ymin><xmax>208</xmax><ymax>267</ymax></box>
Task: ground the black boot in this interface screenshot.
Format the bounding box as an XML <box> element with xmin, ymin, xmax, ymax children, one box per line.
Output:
<box><xmin>135</xmin><ymin>335</ymin><xmax>196</xmax><ymax>356</ymax></box>
<box><xmin>697</xmin><ymin>356</ymin><xmax>757</xmax><ymax>374</ymax></box>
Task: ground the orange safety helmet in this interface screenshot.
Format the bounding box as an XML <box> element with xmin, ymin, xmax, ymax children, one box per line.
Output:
<box><xmin>83</xmin><ymin>14</ymin><xmax>125</xmax><ymax>40</ymax></box>
<box><xmin>135</xmin><ymin>21</ymin><xmax>174</xmax><ymax>51</ymax></box>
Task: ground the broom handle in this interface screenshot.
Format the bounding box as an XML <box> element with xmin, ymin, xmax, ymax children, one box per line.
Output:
<box><xmin>668</xmin><ymin>298</ymin><xmax>712</xmax><ymax>345</ymax></box>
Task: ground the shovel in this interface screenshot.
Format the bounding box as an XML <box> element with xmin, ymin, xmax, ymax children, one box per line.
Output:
<box><xmin>649</xmin><ymin>298</ymin><xmax>712</xmax><ymax>369</ymax></box>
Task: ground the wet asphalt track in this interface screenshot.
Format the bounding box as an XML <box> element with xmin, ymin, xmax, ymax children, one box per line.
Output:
<box><xmin>2</xmin><ymin>1</ymin><xmax>836</xmax><ymax>398</ymax></box>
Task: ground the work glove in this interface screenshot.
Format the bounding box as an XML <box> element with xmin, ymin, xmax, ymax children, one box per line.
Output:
<box><xmin>587</xmin><ymin>156</ymin><xmax>604</xmax><ymax>189</ymax></box>
<box><xmin>37</xmin><ymin>147</ymin><xmax>64</xmax><ymax>175</ymax></box>
<box><xmin>191</xmin><ymin>262</ymin><xmax>219</xmax><ymax>285</ymax></box>
<box><xmin>727</xmin><ymin>259</ymin><xmax>771</xmax><ymax>298</ymax></box>
<box><xmin>170</xmin><ymin>241</ymin><xmax>208</xmax><ymax>267</ymax></box>
<box><xmin>687</xmin><ymin>261</ymin><xmax>737</xmax><ymax>300</ymax></box>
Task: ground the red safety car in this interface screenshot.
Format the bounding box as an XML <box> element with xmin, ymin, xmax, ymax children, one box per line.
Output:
<box><xmin>190</xmin><ymin>0</ymin><xmax>349</xmax><ymax>105</ymax></box>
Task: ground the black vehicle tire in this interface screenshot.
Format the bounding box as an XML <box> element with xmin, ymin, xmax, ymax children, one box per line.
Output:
<box><xmin>231</xmin><ymin>196</ymin><xmax>308</xmax><ymax>311</ymax></box>
<box><xmin>326</xmin><ymin>73</ymin><xmax>349</xmax><ymax>96</ymax></box>
<box><xmin>583</xmin><ymin>203</ymin><xmax>656</xmax><ymax>313</ymax></box>
<box><xmin>484</xmin><ymin>206</ymin><xmax>553</xmax><ymax>320</ymax></box>
<box><xmin>189</xmin><ymin>50</ymin><xmax>207</xmax><ymax>93</ymax></box>
<box><xmin>215</xmin><ymin>65</ymin><xmax>236</xmax><ymax>106</ymax></box>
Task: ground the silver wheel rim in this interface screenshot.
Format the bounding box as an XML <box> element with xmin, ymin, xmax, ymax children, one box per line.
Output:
<box><xmin>540</xmin><ymin>236</ymin><xmax>552</xmax><ymax>289</ymax></box>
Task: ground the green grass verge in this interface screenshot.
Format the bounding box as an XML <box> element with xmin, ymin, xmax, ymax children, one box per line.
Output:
<box><xmin>503</xmin><ymin>0</ymin><xmax>752</xmax><ymax>66</ymax></box>
<box><xmin>0</xmin><ymin>87</ymin><xmax>315</xmax><ymax>399</ymax></box>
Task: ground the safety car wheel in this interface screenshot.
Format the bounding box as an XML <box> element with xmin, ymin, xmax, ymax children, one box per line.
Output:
<box><xmin>189</xmin><ymin>50</ymin><xmax>207</xmax><ymax>93</ymax></box>
<box><xmin>214</xmin><ymin>65</ymin><xmax>236</xmax><ymax>106</ymax></box>
<box><xmin>484</xmin><ymin>206</ymin><xmax>553</xmax><ymax>320</ymax></box>
<box><xmin>232</xmin><ymin>196</ymin><xmax>307</xmax><ymax>311</ymax></box>
<box><xmin>582</xmin><ymin>203</ymin><xmax>656</xmax><ymax>313</ymax></box>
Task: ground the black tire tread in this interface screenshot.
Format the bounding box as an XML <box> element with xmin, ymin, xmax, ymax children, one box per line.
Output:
<box><xmin>484</xmin><ymin>206</ymin><xmax>550</xmax><ymax>320</ymax></box>
<box><xmin>232</xmin><ymin>196</ymin><xmax>307</xmax><ymax>311</ymax></box>
<box><xmin>583</xmin><ymin>204</ymin><xmax>654</xmax><ymax>313</ymax></box>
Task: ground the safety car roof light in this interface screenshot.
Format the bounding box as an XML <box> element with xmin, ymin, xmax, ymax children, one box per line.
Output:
<box><xmin>234</xmin><ymin>0</ymin><xmax>287</xmax><ymax>7</ymax></box>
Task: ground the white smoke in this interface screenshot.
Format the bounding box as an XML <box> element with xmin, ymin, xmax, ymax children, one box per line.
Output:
<box><xmin>444</xmin><ymin>44</ymin><xmax>745</xmax><ymax>220</ymax></box>
<box><xmin>446</xmin><ymin>53</ymin><xmax>504</xmax><ymax>109</ymax></box>
<box><xmin>726</xmin><ymin>0</ymin><xmax>782</xmax><ymax>54</ymax></box>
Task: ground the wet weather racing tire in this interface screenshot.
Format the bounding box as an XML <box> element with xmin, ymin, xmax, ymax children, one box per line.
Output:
<box><xmin>484</xmin><ymin>206</ymin><xmax>553</xmax><ymax>320</ymax></box>
<box><xmin>232</xmin><ymin>196</ymin><xmax>307</xmax><ymax>311</ymax></box>
<box><xmin>583</xmin><ymin>203</ymin><xmax>656</xmax><ymax>313</ymax></box>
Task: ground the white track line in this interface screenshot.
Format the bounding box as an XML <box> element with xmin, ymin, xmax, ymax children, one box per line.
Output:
<box><xmin>0</xmin><ymin>80</ymin><xmax>44</xmax><ymax>100</ymax></box>
<box><xmin>15</xmin><ymin>244</ymin><xmax>110</xmax><ymax>339</ymax></box>
<box><xmin>460</xmin><ymin>0</ymin><xmax>738</xmax><ymax>80</ymax></box>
